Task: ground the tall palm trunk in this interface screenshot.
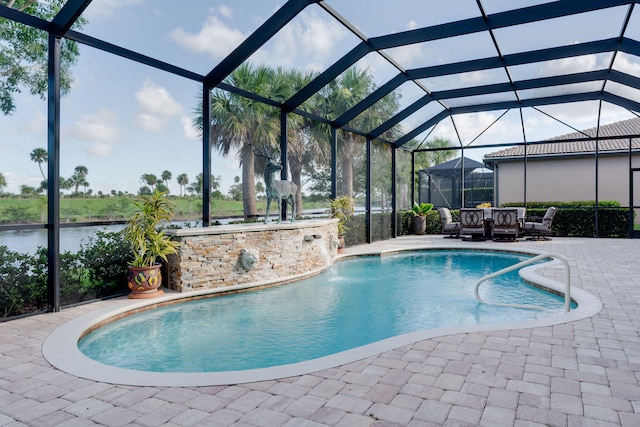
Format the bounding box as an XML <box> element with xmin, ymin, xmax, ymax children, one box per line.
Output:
<box><xmin>241</xmin><ymin>147</ymin><xmax>258</xmax><ymax>220</ymax></box>
<box><xmin>341</xmin><ymin>134</ymin><xmax>355</xmax><ymax>198</ymax></box>
<box><xmin>289</xmin><ymin>161</ymin><xmax>303</xmax><ymax>217</ymax></box>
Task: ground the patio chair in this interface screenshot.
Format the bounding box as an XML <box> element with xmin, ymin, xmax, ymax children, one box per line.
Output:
<box><xmin>459</xmin><ymin>208</ymin><xmax>485</xmax><ymax>240</ymax></box>
<box><xmin>491</xmin><ymin>208</ymin><xmax>519</xmax><ymax>241</ymax></box>
<box><xmin>523</xmin><ymin>206</ymin><xmax>557</xmax><ymax>240</ymax></box>
<box><xmin>437</xmin><ymin>207</ymin><xmax>460</xmax><ymax>238</ymax></box>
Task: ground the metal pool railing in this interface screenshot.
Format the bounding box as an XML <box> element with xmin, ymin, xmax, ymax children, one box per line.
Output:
<box><xmin>474</xmin><ymin>252</ymin><xmax>571</xmax><ymax>312</ymax></box>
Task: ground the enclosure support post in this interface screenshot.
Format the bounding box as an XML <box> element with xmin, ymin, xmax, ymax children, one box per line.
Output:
<box><xmin>366</xmin><ymin>138</ymin><xmax>372</xmax><ymax>244</ymax></box>
<box><xmin>460</xmin><ymin>148</ymin><xmax>465</xmax><ymax>208</ymax></box>
<box><xmin>47</xmin><ymin>35</ymin><xmax>61</xmax><ymax>313</ymax></box>
<box><xmin>411</xmin><ymin>151</ymin><xmax>415</xmax><ymax>205</ymax></box>
<box><xmin>630</xmin><ymin>139</ymin><xmax>635</xmax><ymax>238</ymax></box>
<box><xmin>280</xmin><ymin>109</ymin><xmax>288</xmax><ymax>220</ymax></box>
<box><xmin>595</xmin><ymin>101</ymin><xmax>602</xmax><ymax>237</ymax></box>
<box><xmin>202</xmin><ymin>84</ymin><xmax>211</xmax><ymax>227</ymax></box>
<box><xmin>520</xmin><ymin>108</ymin><xmax>527</xmax><ymax>207</ymax></box>
<box><xmin>331</xmin><ymin>127</ymin><xmax>337</xmax><ymax>198</ymax></box>
<box><xmin>391</xmin><ymin>147</ymin><xmax>397</xmax><ymax>238</ymax></box>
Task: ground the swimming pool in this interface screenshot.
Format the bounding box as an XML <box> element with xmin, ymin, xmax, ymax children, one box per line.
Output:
<box><xmin>43</xmin><ymin>247</ymin><xmax>601</xmax><ymax>386</ymax></box>
<box><xmin>80</xmin><ymin>250</ymin><xmax>568</xmax><ymax>370</ymax></box>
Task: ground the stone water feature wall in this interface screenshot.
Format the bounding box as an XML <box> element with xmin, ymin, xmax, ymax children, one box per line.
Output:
<box><xmin>165</xmin><ymin>219</ymin><xmax>339</xmax><ymax>293</ymax></box>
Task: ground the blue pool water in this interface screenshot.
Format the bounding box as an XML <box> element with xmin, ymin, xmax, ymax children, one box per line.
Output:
<box><xmin>79</xmin><ymin>250</ymin><xmax>572</xmax><ymax>373</ymax></box>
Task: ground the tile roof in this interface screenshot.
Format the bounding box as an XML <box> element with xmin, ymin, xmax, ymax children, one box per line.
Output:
<box><xmin>485</xmin><ymin>117</ymin><xmax>640</xmax><ymax>159</ymax></box>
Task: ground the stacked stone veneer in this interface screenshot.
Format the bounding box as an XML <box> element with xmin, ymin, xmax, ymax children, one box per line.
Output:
<box><xmin>165</xmin><ymin>219</ymin><xmax>339</xmax><ymax>293</ymax></box>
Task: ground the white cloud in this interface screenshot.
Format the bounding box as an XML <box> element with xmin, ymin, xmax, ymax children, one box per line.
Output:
<box><xmin>15</xmin><ymin>110</ymin><xmax>46</xmax><ymax>134</ymax></box>
<box><xmin>539</xmin><ymin>54</ymin><xmax>602</xmax><ymax>76</ymax></box>
<box><xmin>134</xmin><ymin>80</ymin><xmax>185</xmax><ymax>132</ymax></box>
<box><xmin>612</xmin><ymin>54</ymin><xmax>640</xmax><ymax>75</ymax></box>
<box><xmin>181</xmin><ymin>116</ymin><xmax>200</xmax><ymax>141</ymax></box>
<box><xmin>297</xmin><ymin>13</ymin><xmax>346</xmax><ymax>64</ymax></box>
<box><xmin>169</xmin><ymin>15</ymin><xmax>245</xmax><ymax>60</ymax></box>
<box><xmin>86</xmin><ymin>142</ymin><xmax>114</xmax><ymax>158</ymax></box>
<box><xmin>190</xmin><ymin>7</ymin><xmax>347</xmax><ymax>70</ymax></box>
<box><xmin>82</xmin><ymin>0</ymin><xmax>142</xmax><ymax>20</ymax></box>
<box><xmin>384</xmin><ymin>43</ymin><xmax>424</xmax><ymax>68</ymax></box>
<box><xmin>66</xmin><ymin>109</ymin><xmax>123</xmax><ymax>144</ymax></box>
<box><xmin>214</xmin><ymin>5</ymin><xmax>234</xmax><ymax>19</ymax></box>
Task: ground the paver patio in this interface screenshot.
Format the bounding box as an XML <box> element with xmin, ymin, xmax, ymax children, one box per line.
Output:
<box><xmin>1</xmin><ymin>236</ymin><xmax>640</xmax><ymax>426</ymax></box>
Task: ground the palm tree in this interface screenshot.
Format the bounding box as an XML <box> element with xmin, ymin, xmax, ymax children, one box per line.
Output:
<box><xmin>161</xmin><ymin>170</ymin><xmax>172</xmax><ymax>192</ymax></box>
<box><xmin>202</xmin><ymin>63</ymin><xmax>281</xmax><ymax>220</ymax></box>
<box><xmin>176</xmin><ymin>173</ymin><xmax>188</xmax><ymax>197</ymax></box>
<box><xmin>141</xmin><ymin>173</ymin><xmax>158</xmax><ymax>191</ymax></box>
<box><xmin>71</xmin><ymin>165</ymin><xmax>89</xmax><ymax>195</ymax></box>
<box><xmin>30</xmin><ymin>148</ymin><xmax>47</xmax><ymax>181</ymax></box>
<box><xmin>272</xmin><ymin>67</ymin><xmax>323</xmax><ymax>217</ymax></box>
<box><xmin>414</xmin><ymin>137</ymin><xmax>456</xmax><ymax>170</ymax></box>
<box><xmin>68</xmin><ymin>173</ymin><xmax>84</xmax><ymax>195</ymax></box>
<box><xmin>312</xmin><ymin>66</ymin><xmax>400</xmax><ymax>198</ymax></box>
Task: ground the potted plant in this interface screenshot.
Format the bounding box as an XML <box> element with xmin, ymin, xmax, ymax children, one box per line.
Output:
<box><xmin>122</xmin><ymin>190</ymin><xmax>180</xmax><ymax>299</ymax></box>
<box><xmin>330</xmin><ymin>195</ymin><xmax>354</xmax><ymax>249</ymax></box>
<box><xmin>410</xmin><ymin>202</ymin><xmax>433</xmax><ymax>235</ymax></box>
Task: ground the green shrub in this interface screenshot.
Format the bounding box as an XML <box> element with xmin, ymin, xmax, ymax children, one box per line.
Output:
<box><xmin>0</xmin><ymin>230</ymin><xmax>132</xmax><ymax>318</ymax></box>
<box><xmin>505</xmin><ymin>201</ymin><xmax>630</xmax><ymax>238</ymax></box>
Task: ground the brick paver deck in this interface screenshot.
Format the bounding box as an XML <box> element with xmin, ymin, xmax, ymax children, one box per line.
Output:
<box><xmin>1</xmin><ymin>236</ymin><xmax>639</xmax><ymax>426</ymax></box>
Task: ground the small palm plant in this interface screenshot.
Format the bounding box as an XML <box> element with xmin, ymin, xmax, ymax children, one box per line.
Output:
<box><xmin>122</xmin><ymin>190</ymin><xmax>179</xmax><ymax>298</ymax></box>
<box><xmin>410</xmin><ymin>202</ymin><xmax>433</xmax><ymax>235</ymax></box>
<box><xmin>123</xmin><ymin>190</ymin><xmax>180</xmax><ymax>267</ymax></box>
<box><xmin>410</xmin><ymin>202</ymin><xmax>433</xmax><ymax>217</ymax></box>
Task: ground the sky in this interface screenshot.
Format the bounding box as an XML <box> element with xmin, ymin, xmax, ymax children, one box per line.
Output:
<box><xmin>1</xmin><ymin>0</ymin><xmax>639</xmax><ymax>196</ymax></box>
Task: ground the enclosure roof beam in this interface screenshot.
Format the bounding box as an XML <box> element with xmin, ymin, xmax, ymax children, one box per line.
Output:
<box><xmin>370</xmin><ymin>0</ymin><xmax>631</xmax><ymax>50</ymax></box>
<box><xmin>284</xmin><ymin>1</ymin><xmax>630</xmax><ymax>111</ymax></box>
<box><xmin>408</xmin><ymin>38</ymin><xmax>620</xmax><ymax>80</ymax></box>
<box><xmin>333</xmin><ymin>74</ymin><xmax>409</xmax><ymax>127</ymax></box>
<box><xmin>368</xmin><ymin>39</ymin><xmax>621</xmax><ymax>140</ymax></box>
<box><xmin>66</xmin><ymin>30</ymin><xmax>204</xmax><ymax>82</ymax></box>
<box><xmin>51</xmin><ymin>0</ymin><xmax>92</xmax><ymax>35</ymax></box>
<box><xmin>393</xmin><ymin>111</ymin><xmax>450</xmax><ymax>148</ymax></box>
<box><xmin>432</xmin><ymin>70</ymin><xmax>610</xmax><ymax>101</ymax></box>
<box><xmin>0</xmin><ymin>4</ymin><xmax>50</xmax><ymax>31</ymax></box>
<box><xmin>609</xmin><ymin>69</ymin><xmax>640</xmax><ymax>91</ymax></box>
<box><xmin>601</xmin><ymin>92</ymin><xmax>640</xmax><ymax>113</ymax></box>
<box><xmin>204</xmin><ymin>0</ymin><xmax>318</xmax><ymax>89</ymax></box>
<box><xmin>393</xmin><ymin>92</ymin><xmax>608</xmax><ymax>147</ymax></box>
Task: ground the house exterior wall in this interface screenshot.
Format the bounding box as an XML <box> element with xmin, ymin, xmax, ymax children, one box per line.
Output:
<box><xmin>493</xmin><ymin>154</ymin><xmax>640</xmax><ymax>205</ymax></box>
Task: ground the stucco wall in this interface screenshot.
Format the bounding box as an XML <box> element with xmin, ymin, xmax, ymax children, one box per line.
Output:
<box><xmin>165</xmin><ymin>219</ymin><xmax>339</xmax><ymax>293</ymax></box>
<box><xmin>493</xmin><ymin>154</ymin><xmax>640</xmax><ymax>205</ymax></box>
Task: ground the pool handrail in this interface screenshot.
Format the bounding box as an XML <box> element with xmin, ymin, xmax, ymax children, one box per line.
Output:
<box><xmin>474</xmin><ymin>252</ymin><xmax>571</xmax><ymax>312</ymax></box>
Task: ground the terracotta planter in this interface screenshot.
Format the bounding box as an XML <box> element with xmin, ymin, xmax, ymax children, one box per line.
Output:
<box><xmin>413</xmin><ymin>215</ymin><xmax>427</xmax><ymax>235</ymax></box>
<box><xmin>127</xmin><ymin>264</ymin><xmax>164</xmax><ymax>299</ymax></box>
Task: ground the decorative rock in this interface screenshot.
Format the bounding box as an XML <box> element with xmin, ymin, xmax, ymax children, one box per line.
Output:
<box><xmin>240</xmin><ymin>248</ymin><xmax>259</xmax><ymax>271</ymax></box>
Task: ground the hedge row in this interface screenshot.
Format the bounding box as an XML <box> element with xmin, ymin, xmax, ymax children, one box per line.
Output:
<box><xmin>0</xmin><ymin>231</ymin><xmax>130</xmax><ymax>318</ymax></box>
<box><xmin>393</xmin><ymin>203</ymin><xmax>631</xmax><ymax>239</ymax></box>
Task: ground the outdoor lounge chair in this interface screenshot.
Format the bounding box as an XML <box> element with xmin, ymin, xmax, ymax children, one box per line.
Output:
<box><xmin>437</xmin><ymin>207</ymin><xmax>460</xmax><ymax>238</ymax></box>
<box><xmin>491</xmin><ymin>208</ymin><xmax>519</xmax><ymax>241</ymax></box>
<box><xmin>523</xmin><ymin>206</ymin><xmax>557</xmax><ymax>240</ymax></box>
<box><xmin>459</xmin><ymin>208</ymin><xmax>485</xmax><ymax>240</ymax></box>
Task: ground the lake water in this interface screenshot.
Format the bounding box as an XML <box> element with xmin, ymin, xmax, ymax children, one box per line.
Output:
<box><xmin>0</xmin><ymin>224</ymin><xmax>127</xmax><ymax>254</ymax></box>
<box><xmin>0</xmin><ymin>212</ymin><xmax>328</xmax><ymax>254</ymax></box>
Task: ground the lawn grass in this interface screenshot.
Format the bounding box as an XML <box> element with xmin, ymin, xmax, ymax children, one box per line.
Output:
<box><xmin>0</xmin><ymin>196</ymin><xmax>330</xmax><ymax>224</ymax></box>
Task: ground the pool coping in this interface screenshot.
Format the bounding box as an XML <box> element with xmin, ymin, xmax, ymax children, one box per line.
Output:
<box><xmin>42</xmin><ymin>244</ymin><xmax>602</xmax><ymax>387</ymax></box>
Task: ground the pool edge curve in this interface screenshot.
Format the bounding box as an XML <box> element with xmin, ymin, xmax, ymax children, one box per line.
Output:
<box><xmin>42</xmin><ymin>245</ymin><xmax>602</xmax><ymax>387</ymax></box>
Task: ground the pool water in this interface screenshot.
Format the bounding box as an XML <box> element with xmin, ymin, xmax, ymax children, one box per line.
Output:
<box><xmin>78</xmin><ymin>250</ymin><xmax>572</xmax><ymax>372</ymax></box>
